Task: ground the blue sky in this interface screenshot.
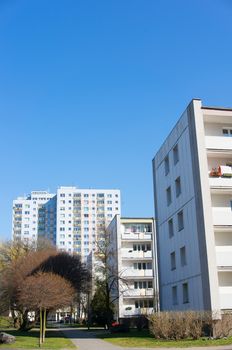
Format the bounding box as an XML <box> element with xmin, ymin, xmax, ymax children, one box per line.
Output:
<box><xmin>1</xmin><ymin>0</ymin><xmax>232</xmax><ymax>240</ymax></box>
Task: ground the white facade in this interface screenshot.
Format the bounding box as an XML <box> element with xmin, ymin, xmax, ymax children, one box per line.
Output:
<box><xmin>107</xmin><ymin>216</ymin><xmax>158</xmax><ymax>319</ymax></box>
<box><xmin>153</xmin><ymin>99</ymin><xmax>232</xmax><ymax>313</ymax></box>
<box><xmin>12</xmin><ymin>187</ymin><xmax>120</xmax><ymax>264</ymax></box>
<box><xmin>12</xmin><ymin>191</ymin><xmax>56</xmax><ymax>244</ymax></box>
<box><xmin>54</xmin><ymin>187</ymin><xmax>120</xmax><ymax>262</ymax></box>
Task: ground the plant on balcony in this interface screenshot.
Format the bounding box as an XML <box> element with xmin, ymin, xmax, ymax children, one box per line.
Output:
<box><xmin>209</xmin><ymin>168</ymin><xmax>220</xmax><ymax>177</ymax></box>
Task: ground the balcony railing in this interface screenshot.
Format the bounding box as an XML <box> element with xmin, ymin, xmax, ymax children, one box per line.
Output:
<box><xmin>123</xmin><ymin>289</ymin><xmax>154</xmax><ymax>297</ymax></box>
<box><xmin>121</xmin><ymin>232</ymin><xmax>152</xmax><ymax>241</ymax></box>
<box><xmin>121</xmin><ymin>250</ymin><xmax>152</xmax><ymax>259</ymax></box>
<box><xmin>123</xmin><ymin>307</ymin><xmax>154</xmax><ymax>317</ymax></box>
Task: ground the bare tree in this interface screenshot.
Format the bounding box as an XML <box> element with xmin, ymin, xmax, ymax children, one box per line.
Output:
<box><xmin>92</xmin><ymin>231</ymin><xmax>129</xmax><ymax>328</ymax></box>
<box><xmin>18</xmin><ymin>272</ymin><xmax>75</xmax><ymax>346</ymax></box>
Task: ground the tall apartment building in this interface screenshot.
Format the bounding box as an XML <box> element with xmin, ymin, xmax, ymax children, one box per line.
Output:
<box><xmin>153</xmin><ymin>99</ymin><xmax>232</xmax><ymax>313</ymax></box>
<box><xmin>56</xmin><ymin>187</ymin><xmax>120</xmax><ymax>261</ymax></box>
<box><xmin>12</xmin><ymin>191</ymin><xmax>56</xmax><ymax>244</ymax></box>
<box><xmin>12</xmin><ymin>187</ymin><xmax>121</xmax><ymax>263</ymax></box>
<box><xmin>107</xmin><ymin>215</ymin><xmax>158</xmax><ymax>319</ymax></box>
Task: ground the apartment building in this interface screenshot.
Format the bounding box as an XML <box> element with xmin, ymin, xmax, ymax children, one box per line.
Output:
<box><xmin>107</xmin><ymin>215</ymin><xmax>158</xmax><ymax>319</ymax></box>
<box><xmin>153</xmin><ymin>99</ymin><xmax>232</xmax><ymax>314</ymax></box>
<box><xmin>12</xmin><ymin>191</ymin><xmax>56</xmax><ymax>244</ymax></box>
<box><xmin>56</xmin><ymin>187</ymin><xmax>121</xmax><ymax>262</ymax></box>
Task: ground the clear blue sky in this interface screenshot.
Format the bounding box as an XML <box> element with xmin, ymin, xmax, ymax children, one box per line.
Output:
<box><xmin>1</xmin><ymin>0</ymin><xmax>232</xmax><ymax>240</ymax></box>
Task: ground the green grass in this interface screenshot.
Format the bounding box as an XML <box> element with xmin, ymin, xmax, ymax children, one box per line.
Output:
<box><xmin>97</xmin><ymin>329</ymin><xmax>232</xmax><ymax>348</ymax></box>
<box><xmin>0</xmin><ymin>316</ymin><xmax>13</xmax><ymax>329</ymax></box>
<box><xmin>0</xmin><ymin>329</ymin><xmax>75</xmax><ymax>349</ymax></box>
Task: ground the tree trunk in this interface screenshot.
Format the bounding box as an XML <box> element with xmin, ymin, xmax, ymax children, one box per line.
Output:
<box><xmin>39</xmin><ymin>308</ymin><xmax>42</xmax><ymax>347</ymax></box>
<box><xmin>19</xmin><ymin>310</ymin><xmax>29</xmax><ymax>331</ymax></box>
<box><xmin>42</xmin><ymin>309</ymin><xmax>46</xmax><ymax>343</ymax></box>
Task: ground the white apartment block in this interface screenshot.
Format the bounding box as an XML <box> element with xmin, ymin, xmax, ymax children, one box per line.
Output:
<box><xmin>12</xmin><ymin>187</ymin><xmax>121</xmax><ymax>264</ymax></box>
<box><xmin>56</xmin><ymin>187</ymin><xmax>121</xmax><ymax>262</ymax></box>
<box><xmin>153</xmin><ymin>99</ymin><xmax>232</xmax><ymax>313</ymax></box>
<box><xmin>107</xmin><ymin>216</ymin><xmax>158</xmax><ymax>319</ymax></box>
<box><xmin>12</xmin><ymin>191</ymin><xmax>56</xmax><ymax>244</ymax></box>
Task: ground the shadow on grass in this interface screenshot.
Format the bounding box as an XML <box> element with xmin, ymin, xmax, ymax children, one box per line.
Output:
<box><xmin>97</xmin><ymin>329</ymin><xmax>152</xmax><ymax>339</ymax></box>
<box><xmin>1</xmin><ymin>329</ymin><xmax>66</xmax><ymax>339</ymax></box>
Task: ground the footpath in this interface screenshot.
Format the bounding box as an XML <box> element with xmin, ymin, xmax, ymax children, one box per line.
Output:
<box><xmin>61</xmin><ymin>327</ymin><xmax>232</xmax><ymax>350</ymax></box>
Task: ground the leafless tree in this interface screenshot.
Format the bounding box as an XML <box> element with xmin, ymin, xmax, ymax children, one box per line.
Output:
<box><xmin>18</xmin><ymin>272</ymin><xmax>75</xmax><ymax>345</ymax></box>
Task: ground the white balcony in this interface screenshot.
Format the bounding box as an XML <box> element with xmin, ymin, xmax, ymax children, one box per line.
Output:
<box><xmin>123</xmin><ymin>307</ymin><xmax>154</xmax><ymax>317</ymax></box>
<box><xmin>123</xmin><ymin>289</ymin><xmax>154</xmax><ymax>298</ymax></box>
<box><xmin>121</xmin><ymin>249</ymin><xmax>152</xmax><ymax>259</ymax></box>
<box><xmin>216</xmin><ymin>246</ymin><xmax>232</xmax><ymax>268</ymax></box>
<box><xmin>205</xmin><ymin>136</ymin><xmax>232</xmax><ymax>152</ymax></box>
<box><xmin>209</xmin><ymin>177</ymin><xmax>232</xmax><ymax>190</ymax></box>
<box><xmin>121</xmin><ymin>232</ymin><xmax>152</xmax><ymax>241</ymax></box>
<box><xmin>121</xmin><ymin>270</ymin><xmax>153</xmax><ymax>278</ymax></box>
<box><xmin>212</xmin><ymin>208</ymin><xmax>232</xmax><ymax>226</ymax></box>
<box><xmin>219</xmin><ymin>287</ymin><xmax>232</xmax><ymax>310</ymax></box>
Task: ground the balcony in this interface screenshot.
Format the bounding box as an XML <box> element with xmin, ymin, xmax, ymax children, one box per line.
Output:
<box><xmin>123</xmin><ymin>289</ymin><xmax>154</xmax><ymax>298</ymax></box>
<box><xmin>121</xmin><ymin>250</ymin><xmax>152</xmax><ymax>259</ymax></box>
<box><xmin>121</xmin><ymin>232</ymin><xmax>152</xmax><ymax>241</ymax></box>
<box><xmin>212</xmin><ymin>208</ymin><xmax>232</xmax><ymax>226</ymax></box>
<box><xmin>205</xmin><ymin>136</ymin><xmax>232</xmax><ymax>152</ymax></box>
<box><xmin>123</xmin><ymin>307</ymin><xmax>154</xmax><ymax>317</ymax></box>
<box><xmin>121</xmin><ymin>270</ymin><xmax>153</xmax><ymax>278</ymax></box>
<box><xmin>216</xmin><ymin>246</ymin><xmax>232</xmax><ymax>268</ymax></box>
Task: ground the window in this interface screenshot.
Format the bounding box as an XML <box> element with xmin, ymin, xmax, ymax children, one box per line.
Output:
<box><xmin>173</xmin><ymin>144</ymin><xmax>179</xmax><ymax>165</ymax></box>
<box><xmin>175</xmin><ymin>176</ymin><xmax>181</xmax><ymax>197</ymax></box>
<box><xmin>180</xmin><ymin>246</ymin><xmax>187</xmax><ymax>266</ymax></box>
<box><xmin>177</xmin><ymin>210</ymin><xmax>184</xmax><ymax>231</ymax></box>
<box><xmin>168</xmin><ymin>218</ymin><xmax>174</xmax><ymax>238</ymax></box>
<box><xmin>172</xmin><ymin>286</ymin><xmax>178</xmax><ymax>305</ymax></box>
<box><xmin>223</xmin><ymin>128</ymin><xmax>232</xmax><ymax>137</ymax></box>
<box><xmin>107</xmin><ymin>194</ymin><xmax>112</xmax><ymax>198</ymax></box>
<box><xmin>84</xmin><ymin>194</ymin><xmax>89</xmax><ymax>198</ymax></box>
<box><xmin>182</xmin><ymin>283</ymin><xmax>189</xmax><ymax>303</ymax></box>
<box><xmin>170</xmin><ymin>251</ymin><xmax>176</xmax><ymax>270</ymax></box>
<box><xmin>60</xmin><ymin>193</ymin><xmax>65</xmax><ymax>197</ymax></box>
<box><xmin>165</xmin><ymin>155</ymin><xmax>170</xmax><ymax>175</ymax></box>
<box><xmin>166</xmin><ymin>186</ymin><xmax>172</xmax><ymax>206</ymax></box>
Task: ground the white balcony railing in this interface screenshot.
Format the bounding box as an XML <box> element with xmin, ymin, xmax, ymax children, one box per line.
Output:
<box><xmin>121</xmin><ymin>270</ymin><xmax>153</xmax><ymax>278</ymax></box>
<box><xmin>212</xmin><ymin>208</ymin><xmax>232</xmax><ymax>226</ymax></box>
<box><xmin>121</xmin><ymin>250</ymin><xmax>152</xmax><ymax>259</ymax></box>
<box><xmin>219</xmin><ymin>287</ymin><xmax>232</xmax><ymax>309</ymax></box>
<box><xmin>209</xmin><ymin>177</ymin><xmax>232</xmax><ymax>189</ymax></box>
<box><xmin>216</xmin><ymin>247</ymin><xmax>232</xmax><ymax>268</ymax></box>
<box><xmin>205</xmin><ymin>136</ymin><xmax>232</xmax><ymax>151</ymax></box>
<box><xmin>121</xmin><ymin>233</ymin><xmax>152</xmax><ymax>241</ymax></box>
<box><xmin>123</xmin><ymin>307</ymin><xmax>154</xmax><ymax>317</ymax></box>
<box><xmin>123</xmin><ymin>289</ymin><xmax>154</xmax><ymax>297</ymax></box>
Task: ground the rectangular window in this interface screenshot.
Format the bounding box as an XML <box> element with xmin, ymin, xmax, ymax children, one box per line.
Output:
<box><xmin>168</xmin><ymin>218</ymin><xmax>174</xmax><ymax>238</ymax></box>
<box><xmin>173</xmin><ymin>144</ymin><xmax>179</xmax><ymax>165</ymax></box>
<box><xmin>172</xmin><ymin>286</ymin><xmax>178</xmax><ymax>305</ymax></box>
<box><xmin>175</xmin><ymin>176</ymin><xmax>181</xmax><ymax>197</ymax></box>
<box><xmin>180</xmin><ymin>246</ymin><xmax>187</xmax><ymax>266</ymax></box>
<box><xmin>223</xmin><ymin>128</ymin><xmax>232</xmax><ymax>137</ymax></box>
<box><xmin>166</xmin><ymin>186</ymin><xmax>172</xmax><ymax>206</ymax></box>
<box><xmin>170</xmin><ymin>251</ymin><xmax>176</xmax><ymax>270</ymax></box>
<box><xmin>165</xmin><ymin>156</ymin><xmax>170</xmax><ymax>175</ymax></box>
<box><xmin>182</xmin><ymin>283</ymin><xmax>189</xmax><ymax>303</ymax></box>
<box><xmin>177</xmin><ymin>210</ymin><xmax>184</xmax><ymax>231</ymax></box>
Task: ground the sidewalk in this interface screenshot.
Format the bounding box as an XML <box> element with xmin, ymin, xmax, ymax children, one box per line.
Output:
<box><xmin>61</xmin><ymin>328</ymin><xmax>232</xmax><ymax>350</ymax></box>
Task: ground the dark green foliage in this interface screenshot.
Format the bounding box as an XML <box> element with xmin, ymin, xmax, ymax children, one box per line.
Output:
<box><xmin>91</xmin><ymin>282</ymin><xmax>114</xmax><ymax>327</ymax></box>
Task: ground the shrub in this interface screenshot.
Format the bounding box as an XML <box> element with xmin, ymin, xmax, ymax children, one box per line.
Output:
<box><xmin>149</xmin><ymin>311</ymin><xmax>212</xmax><ymax>340</ymax></box>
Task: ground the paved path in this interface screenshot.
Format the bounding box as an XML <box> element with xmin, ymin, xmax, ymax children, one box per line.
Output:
<box><xmin>61</xmin><ymin>327</ymin><xmax>232</xmax><ymax>350</ymax></box>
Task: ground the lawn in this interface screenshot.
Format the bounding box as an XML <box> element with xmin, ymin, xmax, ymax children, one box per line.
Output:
<box><xmin>0</xmin><ymin>329</ymin><xmax>75</xmax><ymax>349</ymax></box>
<box><xmin>97</xmin><ymin>329</ymin><xmax>232</xmax><ymax>348</ymax></box>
